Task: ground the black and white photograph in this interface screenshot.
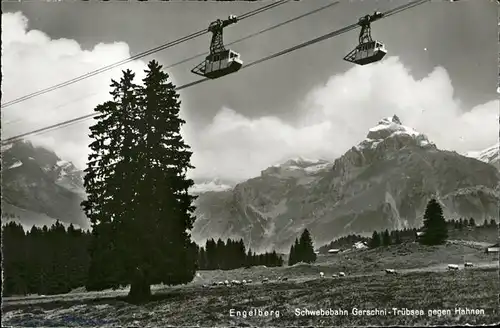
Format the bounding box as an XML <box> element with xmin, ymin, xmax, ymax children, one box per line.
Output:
<box><xmin>1</xmin><ymin>0</ymin><xmax>499</xmax><ymax>326</ymax></box>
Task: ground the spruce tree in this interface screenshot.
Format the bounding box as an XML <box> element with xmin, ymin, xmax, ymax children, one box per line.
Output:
<box><xmin>82</xmin><ymin>61</ymin><xmax>197</xmax><ymax>303</ymax></box>
<box><xmin>215</xmin><ymin>239</ymin><xmax>225</xmax><ymax>269</ymax></box>
<box><xmin>382</xmin><ymin>229</ymin><xmax>391</xmax><ymax>246</ymax></box>
<box><xmin>205</xmin><ymin>239</ymin><xmax>216</xmax><ymax>270</ymax></box>
<box><xmin>288</xmin><ymin>238</ymin><xmax>299</xmax><ymax>266</ymax></box>
<box><xmin>288</xmin><ymin>242</ymin><xmax>295</xmax><ymax>266</ymax></box>
<box><xmin>1</xmin><ymin>222</ymin><xmax>28</xmax><ymax>296</ymax></box>
<box><xmin>237</xmin><ymin>239</ymin><xmax>246</xmax><ymax>268</ymax></box>
<box><xmin>394</xmin><ymin>230</ymin><xmax>402</xmax><ymax>244</ymax></box>
<box><xmin>197</xmin><ymin>247</ymin><xmax>207</xmax><ymax>270</ymax></box>
<box><xmin>369</xmin><ymin>231</ymin><xmax>381</xmax><ymax>248</ymax></box>
<box><xmin>294</xmin><ymin>236</ymin><xmax>304</xmax><ymax>263</ymax></box>
<box><xmin>458</xmin><ymin>218</ymin><xmax>464</xmax><ymax>230</ymax></box>
<box><xmin>469</xmin><ymin>217</ymin><xmax>476</xmax><ymax>227</ymax></box>
<box><xmin>299</xmin><ymin>229</ymin><xmax>317</xmax><ymax>263</ymax></box>
<box><xmin>420</xmin><ymin>198</ymin><xmax>448</xmax><ymax>245</ymax></box>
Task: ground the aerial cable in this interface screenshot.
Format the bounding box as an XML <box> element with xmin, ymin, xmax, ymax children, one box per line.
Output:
<box><xmin>0</xmin><ymin>0</ymin><xmax>291</xmax><ymax>109</ymax></box>
<box><xmin>164</xmin><ymin>1</ymin><xmax>340</xmax><ymax>70</ymax></box>
<box><xmin>1</xmin><ymin>0</ymin><xmax>430</xmax><ymax>146</ymax></box>
<box><xmin>2</xmin><ymin>91</ymin><xmax>101</xmax><ymax>127</ymax></box>
<box><xmin>180</xmin><ymin>0</ymin><xmax>429</xmax><ymax>85</ymax></box>
<box><xmin>2</xmin><ymin>0</ymin><xmax>338</xmax><ymax>128</ymax></box>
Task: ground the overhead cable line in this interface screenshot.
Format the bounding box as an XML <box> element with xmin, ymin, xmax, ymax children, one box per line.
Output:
<box><xmin>164</xmin><ymin>1</ymin><xmax>340</xmax><ymax>70</ymax></box>
<box><xmin>0</xmin><ymin>0</ymin><xmax>291</xmax><ymax>109</ymax></box>
<box><xmin>2</xmin><ymin>1</ymin><xmax>337</xmax><ymax>129</ymax></box>
<box><xmin>1</xmin><ymin>0</ymin><xmax>430</xmax><ymax>146</ymax></box>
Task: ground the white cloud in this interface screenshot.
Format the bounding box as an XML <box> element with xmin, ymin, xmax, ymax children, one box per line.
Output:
<box><xmin>1</xmin><ymin>12</ymin><xmax>149</xmax><ymax>167</ymax></box>
<box><xmin>188</xmin><ymin>57</ymin><xmax>498</xmax><ymax>182</ymax></box>
<box><xmin>3</xmin><ymin>13</ymin><xmax>498</xmax><ymax>184</ymax></box>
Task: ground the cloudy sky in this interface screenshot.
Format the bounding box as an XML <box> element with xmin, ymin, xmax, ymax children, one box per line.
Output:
<box><xmin>1</xmin><ymin>0</ymin><xmax>498</xmax><ymax>183</ymax></box>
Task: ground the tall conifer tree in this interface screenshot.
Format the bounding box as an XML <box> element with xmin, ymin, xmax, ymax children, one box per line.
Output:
<box><xmin>420</xmin><ymin>198</ymin><xmax>448</xmax><ymax>245</ymax></box>
<box><xmin>82</xmin><ymin>61</ymin><xmax>197</xmax><ymax>303</ymax></box>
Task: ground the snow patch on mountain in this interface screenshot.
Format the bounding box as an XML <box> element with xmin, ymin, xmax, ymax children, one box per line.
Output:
<box><xmin>304</xmin><ymin>162</ymin><xmax>331</xmax><ymax>173</ymax></box>
<box><xmin>57</xmin><ymin>160</ymin><xmax>70</xmax><ymax>167</ymax></box>
<box><xmin>464</xmin><ymin>143</ymin><xmax>499</xmax><ymax>167</ymax></box>
<box><xmin>266</xmin><ymin>157</ymin><xmax>332</xmax><ymax>176</ymax></box>
<box><xmin>357</xmin><ymin>115</ymin><xmax>434</xmax><ymax>151</ymax></box>
<box><xmin>8</xmin><ymin>161</ymin><xmax>23</xmax><ymax>169</ymax></box>
<box><xmin>272</xmin><ymin>156</ymin><xmax>328</xmax><ymax>168</ymax></box>
<box><xmin>190</xmin><ymin>179</ymin><xmax>233</xmax><ymax>194</ymax></box>
<box><xmin>1</xmin><ymin>144</ymin><xmax>13</xmax><ymax>151</ymax></box>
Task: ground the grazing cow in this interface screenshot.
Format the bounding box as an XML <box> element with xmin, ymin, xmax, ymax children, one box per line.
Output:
<box><xmin>247</xmin><ymin>279</ymin><xmax>253</xmax><ymax>283</ymax></box>
<box><xmin>339</xmin><ymin>272</ymin><xmax>346</xmax><ymax>277</ymax></box>
<box><xmin>281</xmin><ymin>277</ymin><xmax>288</xmax><ymax>281</ymax></box>
<box><xmin>385</xmin><ymin>269</ymin><xmax>397</xmax><ymax>275</ymax></box>
<box><xmin>217</xmin><ymin>281</ymin><xmax>224</xmax><ymax>286</ymax></box>
<box><xmin>262</xmin><ymin>278</ymin><xmax>269</xmax><ymax>283</ymax></box>
<box><xmin>242</xmin><ymin>279</ymin><xmax>247</xmax><ymax>284</ymax></box>
<box><xmin>231</xmin><ymin>280</ymin><xmax>242</xmax><ymax>286</ymax></box>
<box><xmin>464</xmin><ymin>262</ymin><xmax>473</xmax><ymax>268</ymax></box>
<box><xmin>212</xmin><ymin>282</ymin><xmax>218</xmax><ymax>286</ymax></box>
<box><xmin>332</xmin><ymin>274</ymin><xmax>338</xmax><ymax>278</ymax></box>
<box><xmin>447</xmin><ymin>264</ymin><xmax>459</xmax><ymax>271</ymax></box>
<box><xmin>319</xmin><ymin>272</ymin><xmax>325</xmax><ymax>278</ymax></box>
<box><xmin>224</xmin><ymin>280</ymin><xmax>230</xmax><ymax>286</ymax></box>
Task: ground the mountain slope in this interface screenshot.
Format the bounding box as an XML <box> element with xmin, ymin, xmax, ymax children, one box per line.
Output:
<box><xmin>192</xmin><ymin>115</ymin><xmax>500</xmax><ymax>253</ymax></box>
<box><xmin>465</xmin><ymin>143</ymin><xmax>499</xmax><ymax>169</ymax></box>
<box><xmin>3</xmin><ymin>118</ymin><xmax>498</xmax><ymax>252</ymax></box>
<box><xmin>1</xmin><ymin>141</ymin><xmax>89</xmax><ymax>229</ymax></box>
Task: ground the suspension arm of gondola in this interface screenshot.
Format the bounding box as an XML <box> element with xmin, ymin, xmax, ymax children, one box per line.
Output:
<box><xmin>208</xmin><ymin>15</ymin><xmax>238</xmax><ymax>54</ymax></box>
<box><xmin>357</xmin><ymin>11</ymin><xmax>385</xmax><ymax>45</ymax></box>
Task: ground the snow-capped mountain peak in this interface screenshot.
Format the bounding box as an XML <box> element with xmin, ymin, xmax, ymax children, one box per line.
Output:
<box><xmin>357</xmin><ymin>115</ymin><xmax>434</xmax><ymax>151</ymax></box>
<box><xmin>56</xmin><ymin>160</ymin><xmax>71</xmax><ymax>168</ymax></box>
<box><xmin>190</xmin><ymin>178</ymin><xmax>234</xmax><ymax>194</ymax></box>
<box><xmin>464</xmin><ymin>143</ymin><xmax>499</xmax><ymax>168</ymax></box>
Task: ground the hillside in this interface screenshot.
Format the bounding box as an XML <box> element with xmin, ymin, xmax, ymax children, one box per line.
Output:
<box><xmin>1</xmin><ymin>141</ymin><xmax>89</xmax><ymax>229</ymax></box>
<box><xmin>465</xmin><ymin>143</ymin><xmax>499</xmax><ymax>169</ymax></box>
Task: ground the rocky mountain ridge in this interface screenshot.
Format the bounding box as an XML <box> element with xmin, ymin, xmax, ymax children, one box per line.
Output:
<box><xmin>1</xmin><ymin>141</ymin><xmax>88</xmax><ymax>229</ymax></box>
<box><xmin>464</xmin><ymin>143</ymin><xmax>499</xmax><ymax>169</ymax></box>
<box><xmin>192</xmin><ymin>115</ymin><xmax>500</xmax><ymax>252</ymax></box>
<box><xmin>2</xmin><ymin>116</ymin><xmax>499</xmax><ymax>253</ymax></box>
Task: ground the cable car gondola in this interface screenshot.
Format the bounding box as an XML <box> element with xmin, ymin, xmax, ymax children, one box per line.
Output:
<box><xmin>192</xmin><ymin>15</ymin><xmax>243</xmax><ymax>79</ymax></box>
<box><xmin>344</xmin><ymin>11</ymin><xmax>387</xmax><ymax>66</ymax></box>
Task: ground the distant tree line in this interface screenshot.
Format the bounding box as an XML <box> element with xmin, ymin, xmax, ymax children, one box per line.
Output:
<box><xmin>2</xmin><ymin>221</ymin><xmax>91</xmax><ymax>297</ymax></box>
<box><xmin>197</xmin><ymin>238</ymin><xmax>284</xmax><ymax>270</ymax></box>
<box><xmin>368</xmin><ymin>199</ymin><xmax>499</xmax><ymax>249</ymax></box>
<box><xmin>1</xmin><ymin>222</ymin><xmax>283</xmax><ymax>297</ymax></box>
<box><xmin>447</xmin><ymin>217</ymin><xmax>497</xmax><ymax>229</ymax></box>
<box><xmin>369</xmin><ymin>228</ymin><xmax>406</xmax><ymax>248</ymax></box>
<box><xmin>288</xmin><ymin>229</ymin><xmax>317</xmax><ymax>266</ymax></box>
<box><xmin>2</xmin><ymin>212</ymin><xmax>19</xmax><ymax>219</ymax></box>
